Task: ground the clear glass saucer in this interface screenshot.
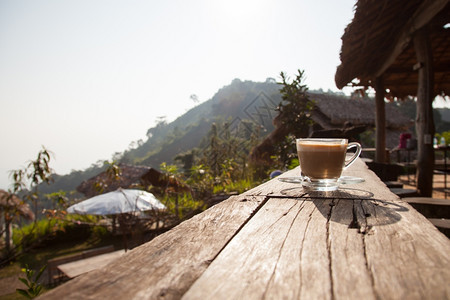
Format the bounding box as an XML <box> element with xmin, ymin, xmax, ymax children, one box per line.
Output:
<box><xmin>277</xmin><ymin>176</ymin><xmax>364</xmax><ymax>185</ymax></box>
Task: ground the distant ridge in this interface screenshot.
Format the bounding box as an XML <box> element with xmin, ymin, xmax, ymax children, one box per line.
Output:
<box><xmin>123</xmin><ymin>78</ymin><xmax>283</xmax><ymax>168</ymax></box>
<box><xmin>38</xmin><ymin>78</ymin><xmax>283</xmax><ymax>196</ymax></box>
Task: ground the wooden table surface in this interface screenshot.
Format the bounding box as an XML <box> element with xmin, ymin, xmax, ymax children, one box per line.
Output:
<box><xmin>57</xmin><ymin>250</ymin><xmax>126</xmax><ymax>279</ymax></box>
<box><xmin>42</xmin><ymin>159</ymin><xmax>450</xmax><ymax>299</ymax></box>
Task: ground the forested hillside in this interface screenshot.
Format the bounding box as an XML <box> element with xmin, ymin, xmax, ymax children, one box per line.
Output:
<box><xmin>40</xmin><ymin>78</ymin><xmax>283</xmax><ymax>195</ymax></box>
<box><xmin>121</xmin><ymin>78</ymin><xmax>282</xmax><ymax>166</ymax></box>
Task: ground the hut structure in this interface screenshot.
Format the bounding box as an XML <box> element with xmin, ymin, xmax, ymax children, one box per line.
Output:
<box><xmin>0</xmin><ymin>190</ymin><xmax>34</xmax><ymax>252</ymax></box>
<box><xmin>335</xmin><ymin>0</ymin><xmax>450</xmax><ymax>196</ymax></box>
<box><xmin>250</xmin><ymin>92</ymin><xmax>411</xmax><ymax>164</ymax></box>
<box><xmin>310</xmin><ymin>93</ymin><xmax>412</xmax><ymax>147</ymax></box>
<box><xmin>77</xmin><ymin>164</ymin><xmax>189</xmax><ymax>198</ymax></box>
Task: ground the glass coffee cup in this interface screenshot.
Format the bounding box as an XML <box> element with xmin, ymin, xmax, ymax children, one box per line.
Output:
<box><xmin>296</xmin><ymin>138</ymin><xmax>362</xmax><ymax>191</ymax></box>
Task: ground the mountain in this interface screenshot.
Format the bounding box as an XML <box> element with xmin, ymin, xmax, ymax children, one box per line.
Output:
<box><xmin>39</xmin><ymin>78</ymin><xmax>283</xmax><ymax>196</ymax></box>
<box><xmin>123</xmin><ymin>78</ymin><xmax>282</xmax><ymax>166</ymax></box>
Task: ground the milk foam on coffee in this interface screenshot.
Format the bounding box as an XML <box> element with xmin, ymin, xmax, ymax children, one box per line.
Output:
<box><xmin>297</xmin><ymin>141</ymin><xmax>347</xmax><ymax>179</ymax></box>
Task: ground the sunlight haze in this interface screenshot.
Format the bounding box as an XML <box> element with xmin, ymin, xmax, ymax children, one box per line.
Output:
<box><xmin>0</xmin><ymin>0</ymin><xmax>358</xmax><ymax>189</ymax></box>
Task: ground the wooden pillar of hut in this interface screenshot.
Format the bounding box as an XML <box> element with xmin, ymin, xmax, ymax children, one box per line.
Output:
<box><xmin>374</xmin><ymin>76</ymin><xmax>387</xmax><ymax>163</ymax></box>
<box><xmin>413</xmin><ymin>26</ymin><xmax>435</xmax><ymax>197</ymax></box>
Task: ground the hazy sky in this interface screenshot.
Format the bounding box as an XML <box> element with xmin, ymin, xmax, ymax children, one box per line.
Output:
<box><xmin>0</xmin><ymin>0</ymin><xmax>360</xmax><ymax>190</ymax></box>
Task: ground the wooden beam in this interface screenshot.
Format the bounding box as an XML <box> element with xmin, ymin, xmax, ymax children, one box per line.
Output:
<box><xmin>375</xmin><ymin>0</ymin><xmax>449</xmax><ymax>77</ymax></box>
<box><xmin>414</xmin><ymin>26</ymin><xmax>435</xmax><ymax>197</ymax></box>
<box><xmin>387</xmin><ymin>62</ymin><xmax>450</xmax><ymax>74</ymax></box>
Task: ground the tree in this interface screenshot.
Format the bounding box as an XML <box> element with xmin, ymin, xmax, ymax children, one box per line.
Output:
<box><xmin>0</xmin><ymin>190</ymin><xmax>33</xmax><ymax>255</ymax></box>
<box><xmin>3</xmin><ymin>147</ymin><xmax>53</xmax><ymax>255</ymax></box>
<box><xmin>205</xmin><ymin>123</ymin><xmax>221</xmax><ymax>178</ymax></box>
<box><xmin>92</xmin><ymin>160</ymin><xmax>122</xmax><ymax>195</ymax></box>
<box><xmin>11</xmin><ymin>147</ymin><xmax>54</xmax><ymax>223</ymax></box>
<box><xmin>27</xmin><ymin>148</ymin><xmax>54</xmax><ymax>222</ymax></box>
<box><xmin>190</xmin><ymin>94</ymin><xmax>199</xmax><ymax>103</ymax></box>
<box><xmin>274</xmin><ymin>70</ymin><xmax>314</xmax><ymax>168</ymax></box>
<box><xmin>277</xmin><ymin>70</ymin><xmax>314</xmax><ymax>137</ymax></box>
<box><xmin>194</xmin><ymin>120</ymin><xmax>257</xmax><ymax>190</ymax></box>
<box><xmin>174</xmin><ymin>150</ymin><xmax>197</xmax><ymax>176</ymax></box>
<box><xmin>146</xmin><ymin>116</ymin><xmax>168</xmax><ymax>139</ymax></box>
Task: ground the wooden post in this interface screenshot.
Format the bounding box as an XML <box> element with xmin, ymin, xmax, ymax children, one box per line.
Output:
<box><xmin>374</xmin><ymin>76</ymin><xmax>386</xmax><ymax>163</ymax></box>
<box><xmin>413</xmin><ymin>26</ymin><xmax>435</xmax><ymax>197</ymax></box>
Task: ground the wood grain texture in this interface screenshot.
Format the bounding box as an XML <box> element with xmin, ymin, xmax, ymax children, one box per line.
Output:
<box><xmin>41</xmin><ymin>195</ymin><xmax>266</xmax><ymax>299</ymax></box>
<box><xmin>184</xmin><ymin>160</ymin><xmax>450</xmax><ymax>299</ymax></box>
<box><xmin>183</xmin><ymin>198</ymin><xmax>333</xmax><ymax>300</ymax></box>
<box><xmin>41</xmin><ymin>159</ymin><xmax>450</xmax><ymax>299</ymax></box>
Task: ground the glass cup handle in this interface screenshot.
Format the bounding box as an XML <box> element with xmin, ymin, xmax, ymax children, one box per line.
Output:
<box><xmin>344</xmin><ymin>142</ymin><xmax>362</xmax><ymax>169</ymax></box>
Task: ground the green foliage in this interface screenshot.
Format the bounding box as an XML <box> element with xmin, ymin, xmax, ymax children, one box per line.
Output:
<box><xmin>13</xmin><ymin>218</ymin><xmax>63</xmax><ymax>251</ymax></box>
<box><xmin>287</xmin><ymin>158</ymin><xmax>299</xmax><ymax>170</ymax></box>
<box><xmin>273</xmin><ymin>70</ymin><xmax>315</xmax><ymax>170</ymax></box>
<box><xmin>9</xmin><ymin>146</ymin><xmax>54</xmax><ymax>212</ymax></box>
<box><xmin>277</xmin><ymin>70</ymin><xmax>314</xmax><ymax>133</ymax></box>
<box><xmin>16</xmin><ymin>264</ymin><xmax>46</xmax><ymax>299</ymax></box>
<box><xmin>27</xmin><ymin>148</ymin><xmax>53</xmax><ymax>187</ymax></box>
<box><xmin>159</xmin><ymin>130</ymin><xmax>261</xmax><ymax>217</ymax></box>
<box><xmin>174</xmin><ymin>150</ymin><xmax>196</xmax><ymax>175</ymax></box>
<box><xmin>90</xmin><ymin>224</ymin><xmax>109</xmax><ymax>238</ymax></box>
<box><xmin>162</xmin><ymin>193</ymin><xmax>205</xmax><ymax>220</ymax></box>
<box><xmin>158</xmin><ymin>162</ymin><xmax>209</xmax><ymax>219</ymax></box>
<box><xmin>212</xmin><ymin>178</ymin><xmax>255</xmax><ymax>195</ymax></box>
<box><xmin>436</xmin><ymin>131</ymin><xmax>450</xmax><ymax>145</ymax></box>
<box><xmin>45</xmin><ymin>191</ymin><xmax>69</xmax><ymax>210</ymax></box>
<box><xmin>3</xmin><ymin>147</ymin><xmax>54</xmax><ymax>257</ymax></box>
<box><xmin>160</xmin><ymin>162</ymin><xmax>178</xmax><ymax>175</ymax></box>
<box><xmin>191</xmin><ymin>121</ymin><xmax>260</xmax><ymax>191</ymax></box>
<box><xmin>187</xmin><ymin>164</ymin><xmax>215</xmax><ymax>197</ymax></box>
<box><xmin>360</xmin><ymin>128</ymin><xmax>375</xmax><ymax>148</ymax></box>
<box><xmin>11</xmin><ymin>215</ymin><xmax>104</xmax><ymax>253</ymax></box>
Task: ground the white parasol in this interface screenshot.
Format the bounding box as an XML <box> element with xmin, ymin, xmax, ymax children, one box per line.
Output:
<box><xmin>67</xmin><ymin>188</ymin><xmax>165</xmax><ymax>216</ymax></box>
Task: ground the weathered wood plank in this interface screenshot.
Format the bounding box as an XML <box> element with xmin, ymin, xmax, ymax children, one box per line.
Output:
<box><xmin>361</xmin><ymin>199</ymin><xmax>450</xmax><ymax>299</ymax></box>
<box><xmin>41</xmin><ymin>195</ymin><xmax>266</xmax><ymax>299</ymax></box>
<box><xmin>183</xmin><ymin>197</ymin><xmax>375</xmax><ymax>299</ymax></box>
<box><xmin>328</xmin><ymin>199</ymin><xmax>376</xmax><ymax>300</ymax></box>
<box><xmin>405</xmin><ymin>197</ymin><xmax>450</xmax><ymax>206</ymax></box>
<box><xmin>404</xmin><ymin>197</ymin><xmax>450</xmax><ymax>219</ymax></box>
<box><xmin>184</xmin><ymin>160</ymin><xmax>450</xmax><ymax>299</ymax></box>
<box><xmin>57</xmin><ymin>250</ymin><xmax>125</xmax><ymax>279</ymax></box>
<box><xmin>332</xmin><ymin>173</ymin><xmax>450</xmax><ymax>299</ymax></box>
<box><xmin>41</xmin><ymin>159</ymin><xmax>450</xmax><ymax>299</ymax></box>
<box><xmin>262</xmin><ymin>200</ymin><xmax>317</xmax><ymax>299</ymax></box>
<box><xmin>184</xmin><ymin>196</ymin><xmax>450</xmax><ymax>299</ymax></box>
<box><xmin>183</xmin><ymin>196</ymin><xmax>381</xmax><ymax>299</ymax></box>
<box><xmin>183</xmin><ymin>197</ymin><xmax>334</xmax><ymax>299</ymax></box>
<box><xmin>295</xmin><ymin>199</ymin><xmax>333</xmax><ymax>299</ymax></box>
<box><xmin>429</xmin><ymin>218</ymin><xmax>450</xmax><ymax>229</ymax></box>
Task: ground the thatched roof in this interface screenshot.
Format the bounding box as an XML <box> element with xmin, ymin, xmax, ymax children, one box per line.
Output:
<box><xmin>335</xmin><ymin>0</ymin><xmax>450</xmax><ymax>98</ymax></box>
<box><xmin>77</xmin><ymin>164</ymin><xmax>188</xmax><ymax>198</ymax></box>
<box><xmin>0</xmin><ymin>190</ymin><xmax>34</xmax><ymax>220</ymax></box>
<box><xmin>309</xmin><ymin>93</ymin><xmax>412</xmax><ymax>129</ymax></box>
